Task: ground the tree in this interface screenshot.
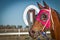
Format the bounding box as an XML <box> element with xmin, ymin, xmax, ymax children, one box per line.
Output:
<box><xmin>18</xmin><ymin>25</ymin><xmax>22</xmax><ymax>28</ymax></box>
<box><xmin>26</xmin><ymin>26</ymin><xmax>29</xmax><ymax>28</ymax></box>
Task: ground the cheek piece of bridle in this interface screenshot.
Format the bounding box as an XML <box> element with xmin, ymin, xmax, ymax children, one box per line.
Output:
<box><xmin>36</xmin><ymin>7</ymin><xmax>54</xmax><ymax>31</ymax></box>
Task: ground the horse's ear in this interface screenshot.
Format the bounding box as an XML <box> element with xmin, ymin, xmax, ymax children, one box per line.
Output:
<box><xmin>43</xmin><ymin>1</ymin><xmax>49</xmax><ymax>9</ymax></box>
<box><xmin>37</xmin><ymin>2</ymin><xmax>43</xmax><ymax>9</ymax></box>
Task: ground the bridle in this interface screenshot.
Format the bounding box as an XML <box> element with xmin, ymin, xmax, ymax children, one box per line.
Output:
<box><xmin>29</xmin><ymin>8</ymin><xmax>55</xmax><ymax>38</ymax></box>
<box><xmin>42</xmin><ymin>8</ymin><xmax>54</xmax><ymax>31</ymax></box>
<box><xmin>50</xmin><ymin>8</ymin><xmax>54</xmax><ymax>30</ymax></box>
<box><xmin>36</xmin><ymin>8</ymin><xmax>54</xmax><ymax>31</ymax></box>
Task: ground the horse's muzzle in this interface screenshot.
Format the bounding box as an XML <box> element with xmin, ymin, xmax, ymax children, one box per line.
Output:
<box><xmin>29</xmin><ymin>30</ymin><xmax>40</xmax><ymax>39</ymax></box>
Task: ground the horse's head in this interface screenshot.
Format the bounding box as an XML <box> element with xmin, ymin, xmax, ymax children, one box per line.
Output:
<box><xmin>29</xmin><ymin>1</ymin><xmax>56</xmax><ymax>38</ymax></box>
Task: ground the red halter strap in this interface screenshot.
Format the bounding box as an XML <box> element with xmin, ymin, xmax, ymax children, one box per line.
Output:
<box><xmin>36</xmin><ymin>8</ymin><xmax>51</xmax><ymax>31</ymax></box>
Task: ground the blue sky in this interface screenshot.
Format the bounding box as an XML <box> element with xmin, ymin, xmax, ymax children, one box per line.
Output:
<box><xmin>0</xmin><ymin>0</ymin><xmax>60</xmax><ymax>28</ymax></box>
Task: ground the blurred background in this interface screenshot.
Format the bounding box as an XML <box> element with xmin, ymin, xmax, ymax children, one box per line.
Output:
<box><xmin>0</xmin><ymin>0</ymin><xmax>60</xmax><ymax>28</ymax></box>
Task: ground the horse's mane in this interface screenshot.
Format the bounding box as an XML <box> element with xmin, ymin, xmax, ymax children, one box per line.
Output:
<box><xmin>54</xmin><ymin>9</ymin><xmax>60</xmax><ymax>22</ymax></box>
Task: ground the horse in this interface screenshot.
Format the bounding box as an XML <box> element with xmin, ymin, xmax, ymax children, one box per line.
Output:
<box><xmin>29</xmin><ymin>1</ymin><xmax>60</xmax><ymax>40</ymax></box>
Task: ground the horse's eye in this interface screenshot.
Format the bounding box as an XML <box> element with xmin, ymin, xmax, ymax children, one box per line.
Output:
<box><xmin>42</xmin><ymin>14</ymin><xmax>47</xmax><ymax>18</ymax></box>
<box><xmin>40</xmin><ymin>13</ymin><xmax>48</xmax><ymax>21</ymax></box>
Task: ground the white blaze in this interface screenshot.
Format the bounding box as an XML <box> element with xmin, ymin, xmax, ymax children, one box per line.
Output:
<box><xmin>23</xmin><ymin>5</ymin><xmax>39</xmax><ymax>26</ymax></box>
<box><xmin>30</xmin><ymin>12</ymin><xmax>33</xmax><ymax>24</ymax></box>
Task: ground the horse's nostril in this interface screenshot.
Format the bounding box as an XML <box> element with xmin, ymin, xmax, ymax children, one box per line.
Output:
<box><xmin>32</xmin><ymin>30</ymin><xmax>35</xmax><ymax>34</ymax></box>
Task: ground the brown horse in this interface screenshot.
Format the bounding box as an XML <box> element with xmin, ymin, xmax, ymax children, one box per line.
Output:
<box><xmin>29</xmin><ymin>1</ymin><xmax>60</xmax><ymax>40</ymax></box>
